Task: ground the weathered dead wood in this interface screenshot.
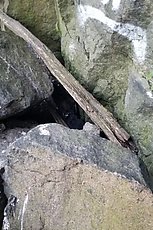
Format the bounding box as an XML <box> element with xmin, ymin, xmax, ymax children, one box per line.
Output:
<box><xmin>0</xmin><ymin>10</ymin><xmax>130</xmax><ymax>145</ymax></box>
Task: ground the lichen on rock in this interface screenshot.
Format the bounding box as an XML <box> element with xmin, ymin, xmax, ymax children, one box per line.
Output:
<box><xmin>56</xmin><ymin>0</ymin><xmax>153</xmax><ymax>185</ymax></box>
<box><xmin>6</xmin><ymin>0</ymin><xmax>60</xmax><ymax>54</ymax></box>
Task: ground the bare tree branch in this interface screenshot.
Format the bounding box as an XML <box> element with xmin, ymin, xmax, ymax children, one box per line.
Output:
<box><xmin>0</xmin><ymin>10</ymin><xmax>130</xmax><ymax>145</ymax></box>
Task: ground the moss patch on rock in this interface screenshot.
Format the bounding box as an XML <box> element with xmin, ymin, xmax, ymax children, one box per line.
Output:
<box><xmin>7</xmin><ymin>0</ymin><xmax>60</xmax><ymax>53</ymax></box>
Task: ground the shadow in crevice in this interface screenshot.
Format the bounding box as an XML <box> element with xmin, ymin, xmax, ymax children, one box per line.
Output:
<box><xmin>1</xmin><ymin>78</ymin><xmax>85</xmax><ymax>131</ymax></box>
<box><xmin>139</xmin><ymin>157</ymin><xmax>153</xmax><ymax>192</ymax></box>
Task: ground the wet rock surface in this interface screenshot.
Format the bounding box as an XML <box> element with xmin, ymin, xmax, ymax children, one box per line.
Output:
<box><xmin>0</xmin><ymin>31</ymin><xmax>53</xmax><ymax>120</ymax></box>
<box><xmin>0</xmin><ymin>123</ymin><xmax>152</xmax><ymax>229</ymax></box>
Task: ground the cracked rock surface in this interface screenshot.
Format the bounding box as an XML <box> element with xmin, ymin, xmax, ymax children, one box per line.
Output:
<box><xmin>56</xmin><ymin>0</ymin><xmax>153</xmax><ymax>186</ymax></box>
<box><xmin>0</xmin><ymin>123</ymin><xmax>37</xmax><ymax>228</ymax></box>
<box><xmin>0</xmin><ymin>31</ymin><xmax>53</xmax><ymax>120</ymax></box>
<box><xmin>1</xmin><ymin>123</ymin><xmax>152</xmax><ymax>229</ymax></box>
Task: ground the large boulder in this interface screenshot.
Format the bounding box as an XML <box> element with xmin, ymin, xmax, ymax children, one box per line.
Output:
<box><xmin>0</xmin><ymin>121</ymin><xmax>37</xmax><ymax>228</ymax></box>
<box><xmin>1</xmin><ymin>123</ymin><xmax>153</xmax><ymax>229</ymax></box>
<box><xmin>56</xmin><ymin>0</ymin><xmax>153</xmax><ymax>180</ymax></box>
<box><xmin>0</xmin><ymin>0</ymin><xmax>60</xmax><ymax>54</ymax></box>
<box><xmin>0</xmin><ymin>121</ymin><xmax>37</xmax><ymax>163</ymax></box>
<box><xmin>0</xmin><ymin>31</ymin><xmax>54</xmax><ymax>120</ymax></box>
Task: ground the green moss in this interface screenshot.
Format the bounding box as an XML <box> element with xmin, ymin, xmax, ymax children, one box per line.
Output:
<box><xmin>62</xmin><ymin>51</ymin><xmax>87</xmax><ymax>85</ymax></box>
<box><xmin>7</xmin><ymin>0</ymin><xmax>60</xmax><ymax>51</ymax></box>
<box><xmin>144</xmin><ymin>70</ymin><xmax>153</xmax><ymax>91</ymax></box>
<box><xmin>58</xmin><ymin>0</ymin><xmax>74</xmax><ymax>24</ymax></box>
<box><xmin>139</xmin><ymin>125</ymin><xmax>152</xmax><ymax>147</ymax></box>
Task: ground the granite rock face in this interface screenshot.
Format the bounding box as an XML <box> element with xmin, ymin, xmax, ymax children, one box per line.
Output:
<box><xmin>1</xmin><ymin>123</ymin><xmax>152</xmax><ymax>230</ymax></box>
<box><xmin>4</xmin><ymin>123</ymin><xmax>146</xmax><ymax>184</ymax></box>
<box><xmin>0</xmin><ymin>31</ymin><xmax>53</xmax><ymax>120</ymax></box>
<box><xmin>56</xmin><ymin>0</ymin><xmax>153</xmax><ymax>181</ymax></box>
<box><xmin>0</xmin><ymin>123</ymin><xmax>37</xmax><ymax>228</ymax></box>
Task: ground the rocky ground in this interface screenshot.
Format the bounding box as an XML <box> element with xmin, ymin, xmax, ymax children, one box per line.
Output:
<box><xmin>0</xmin><ymin>123</ymin><xmax>152</xmax><ymax>230</ymax></box>
<box><xmin>1</xmin><ymin>0</ymin><xmax>153</xmax><ymax>229</ymax></box>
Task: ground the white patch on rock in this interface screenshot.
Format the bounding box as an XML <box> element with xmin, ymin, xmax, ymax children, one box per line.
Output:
<box><xmin>116</xmin><ymin>23</ymin><xmax>147</xmax><ymax>63</ymax></box>
<box><xmin>78</xmin><ymin>5</ymin><xmax>147</xmax><ymax>64</ymax></box>
<box><xmin>132</xmin><ymin>39</ymin><xmax>147</xmax><ymax>64</ymax></box>
<box><xmin>20</xmin><ymin>193</ymin><xmax>29</xmax><ymax>230</ymax></box>
<box><xmin>69</xmin><ymin>42</ymin><xmax>75</xmax><ymax>51</ymax></box>
<box><xmin>78</xmin><ymin>4</ymin><xmax>89</xmax><ymax>26</ymax></box>
<box><xmin>78</xmin><ymin>4</ymin><xmax>116</xmax><ymax>30</ymax></box>
<box><xmin>83</xmin><ymin>122</ymin><xmax>100</xmax><ymax>135</ymax></box>
<box><xmin>112</xmin><ymin>0</ymin><xmax>121</xmax><ymax>11</ymax></box>
<box><xmin>2</xmin><ymin>215</ymin><xmax>10</xmax><ymax>230</ymax></box>
<box><xmin>69</xmin><ymin>42</ymin><xmax>77</xmax><ymax>57</ymax></box>
<box><xmin>21</xmin><ymin>131</ymin><xmax>27</xmax><ymax>136</ymax></box>
<box><xmin>146</xmin><ymin>91</ymin><xmax>153</xmax><ymax>99</ymax></box>
<box><xmin>3</xmin><ymin>195</ymin><xmax>18</xmax><ymax>230</ymax></box>
<box><xmin>101</xmin><ymin>0</ymin><xmax>110</xmax><ymax>5</ymax></box>
<box><xmin>39</xmin><ymin>126</ymin><xmax>50</xmax><ymax>136</ymax></box>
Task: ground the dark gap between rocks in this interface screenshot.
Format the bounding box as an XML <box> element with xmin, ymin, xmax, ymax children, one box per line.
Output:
<box><xmin>1</xmin><ymin>79</ymin><xmax>86</xmax><ymax>131</ymax></box>
<box><xmin>4</xmin><ymin>79</ymin><xmax>107</xmax><ymax>137</ymax></box>
<box><xmin>1</xmin><ymin>77</ymin><xmax>151</xmax><ymax>227</ymax></box>
<box><xmin>0</xmin><ymin>79</ymin><xmax>87</xmax><ymax>229</ymax></box>
<box><xmin>0</xmin><ymin>78</ymin><xmax>107</xmax><ymax>228</ymax></box>
<box><xmin>49</xmin><ymin>78</ymin><xmax>85</xmax><ymax>129</ymax></box>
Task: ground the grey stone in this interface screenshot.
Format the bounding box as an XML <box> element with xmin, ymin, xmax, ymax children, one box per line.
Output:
<box><xmin>83</xmin><ymin>122</ymin><xmax>100</xmax><ymax>136</ymax></box>
<box><xmin>0</xmin><ymin>31</ymin><xmax>54</xmax><ymax>120</ymax></box>
<box><xmin>1</xmin><ymin>123</ymin><xmax>152</xmax><ymax>230</ymax></box>
<box><xmin>4</xmin><ymin>123</ymin><xmax>146</xmax><ymax>185</ymax></box>
<box><xmin>125</xmin><ymin>70</ymin><xmax>153</xmax><ymax>184</ymax></box>
<box><xmin>56</xmin><ymin>0</ymin><xmax>153</xmax><ymax>184</ymax></box>
<box><xmin>0</xmin><ymin>122</ymin><xmax>37</xmax><ymax>168</ymax></box>
<box><xmin>0</xmin><ymin>123</ymin><xmax>37</xmax><ymax>229</ymax></box>
<box><xmin>0</xmin><ymin>0</ymin><xmax>60</xmax><ymax>55</ymax></box>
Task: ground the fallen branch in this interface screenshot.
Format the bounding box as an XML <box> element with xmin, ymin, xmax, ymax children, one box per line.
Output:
<box><xmin>0</xmin><ymin>10</ymin><xmax>130</xmax><ymax>145</ymax></box>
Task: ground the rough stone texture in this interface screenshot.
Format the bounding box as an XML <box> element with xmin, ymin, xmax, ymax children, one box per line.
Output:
<box><xmin>3</xmin><ymin>0</ymin><xmax>60</xmax><ymax>54</ymax></box>
<box><xmin>0</xmin><ymin>169</ymin><xmax>7</xmax><ymax>230</ymax></box>
<box><xmin>1</xmin><ymin>124</ymin><xmax>153</xmax><ymax>230</ymax></box>
<box><xmin>4</xmin><ymin>123</ymin><xmax>146</xmax><ymax>185</ymax></box>
<box><xmin>125</xmin><ymin>71</ymin><xmax>153</xmax><ymax>180</ymax></box>
<box><xmin>0</xmin><ymin>128</ymin><xmax>27</xmax><ymax>168</ymax></box>
<box><xmin>0</xmin><ymin>123</ymin><xmax>37</xmax><ymax>228</ymax></box>
<box><xmin>0</xmin><ymin>31</ymin><xmax>54</xmax><ymax>120</ymax></box>
<box><xmin>56</xmin><ymin>0</ymin><xmax>153</xmax><ymax>181</ymax></box>
<box><xmin>0</xmin><ymin>122</ymin><xmax>37</xmax><ymax>167</ymax></box>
